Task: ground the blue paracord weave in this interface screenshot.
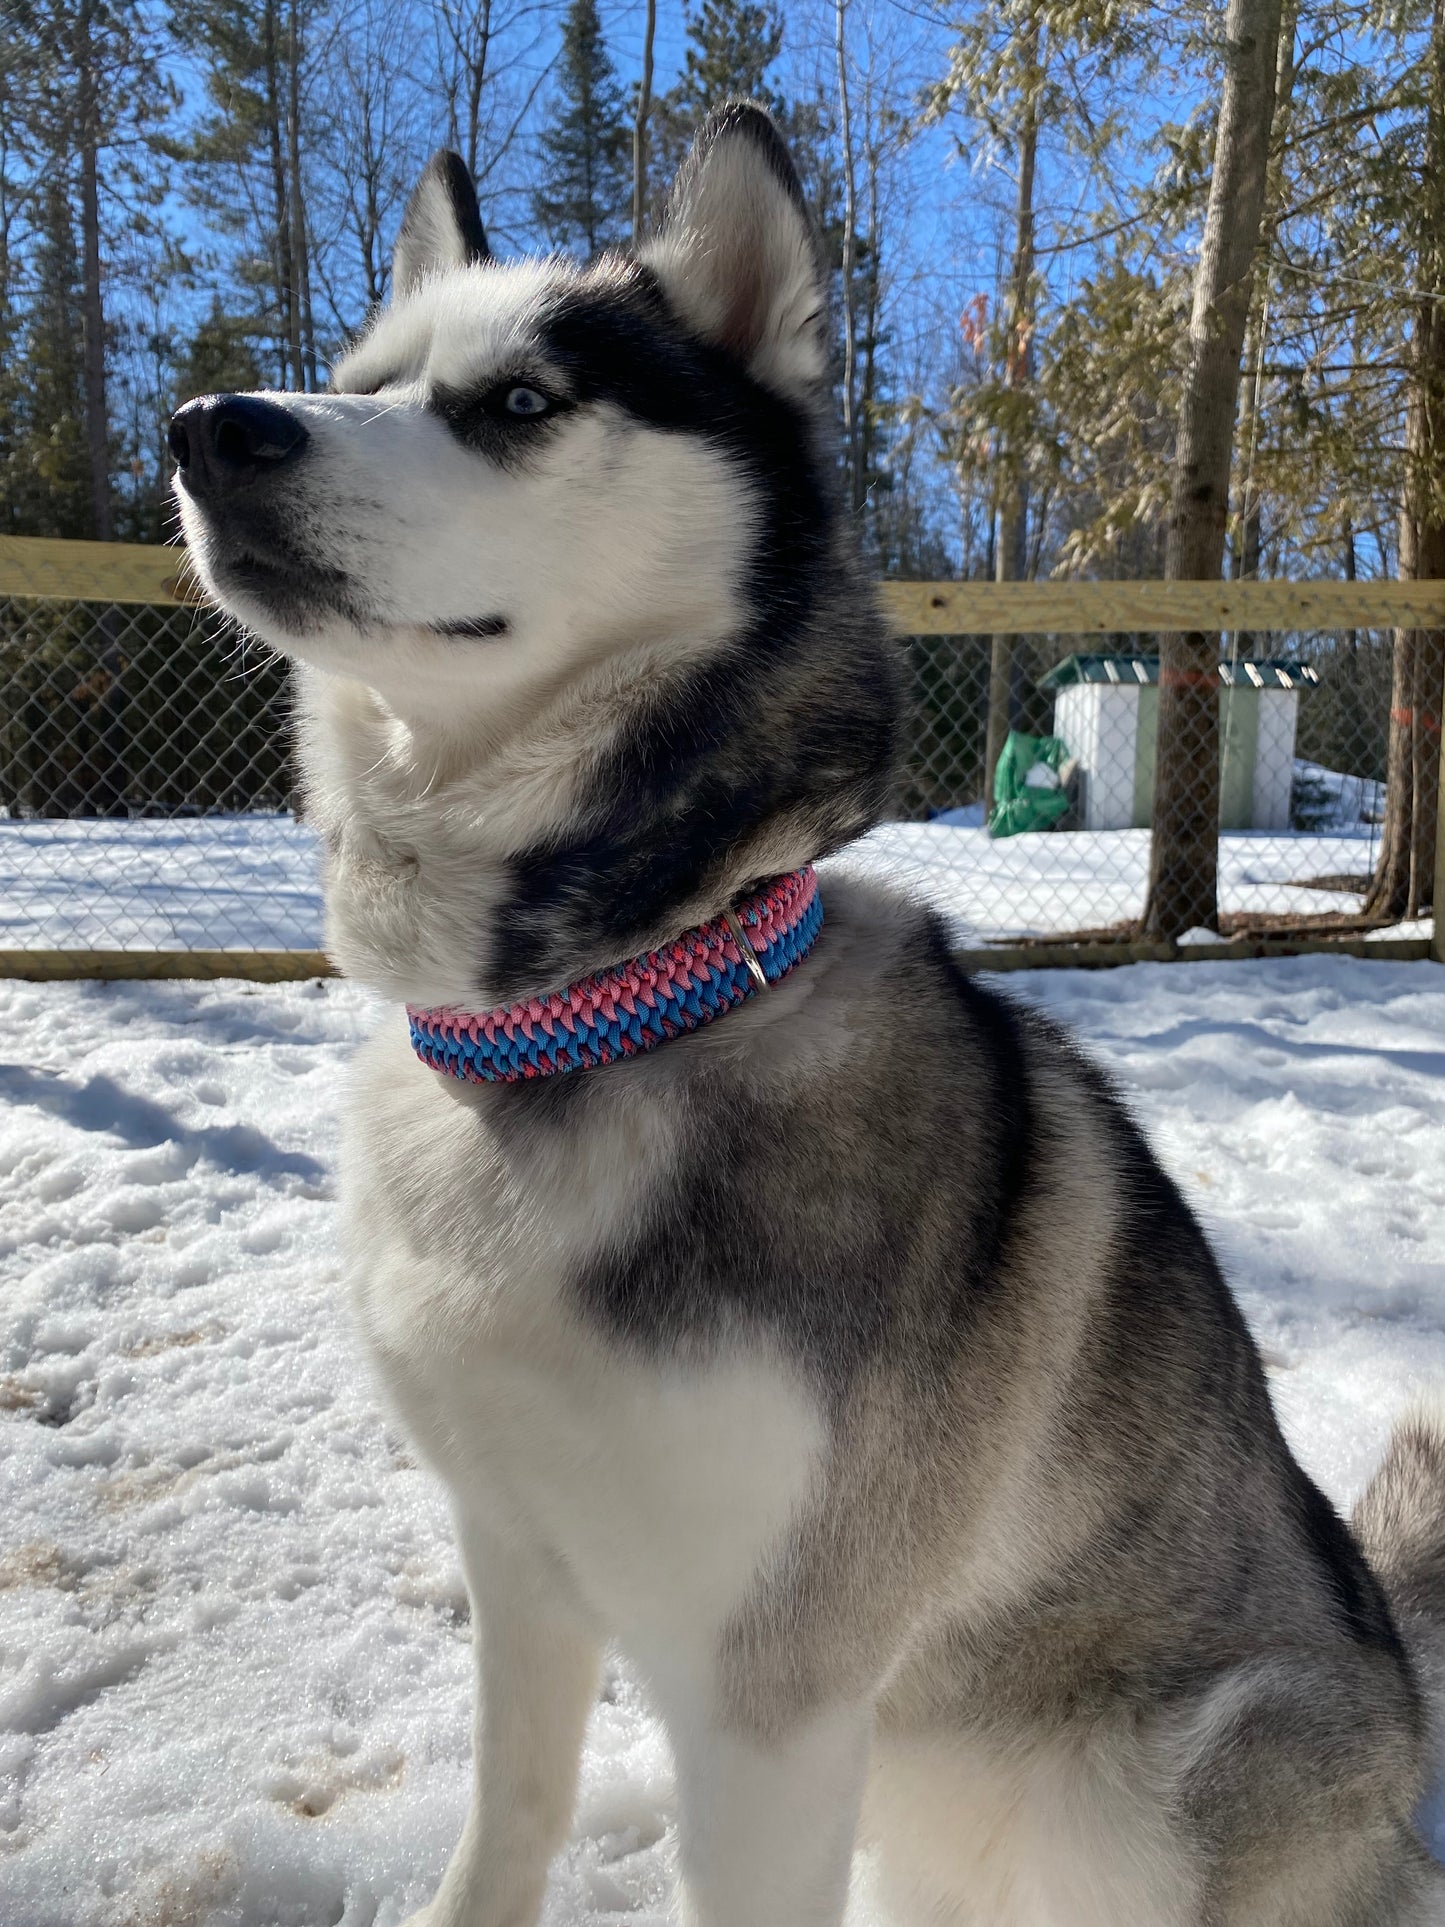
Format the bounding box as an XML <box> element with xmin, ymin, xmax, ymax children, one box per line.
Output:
<box><xmin>408</xmin><ymin>872</ymin><xmax>824</xmax><ymax>1083</ymax></box>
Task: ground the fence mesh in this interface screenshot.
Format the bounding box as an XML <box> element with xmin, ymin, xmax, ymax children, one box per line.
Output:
<box><xmin>0</xmin><ymin>588</ymin><xmax>1412</xmax><ymax>958</ymax></box>
<box><xmin>0</xmin><ymin>594</ymin><xmax>311</xmax><ymax>952</ymax></box>
<box><xmin>861</xmin><ymin>626</ymin><xmax>1396</xmax><ymax>950</ymax></box>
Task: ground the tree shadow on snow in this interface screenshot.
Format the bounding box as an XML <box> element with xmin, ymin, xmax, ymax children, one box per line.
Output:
<box><xmin>0</xmin><ymin>1062</ymin><xmax>328</xmax><ymax>1183</ymax></box>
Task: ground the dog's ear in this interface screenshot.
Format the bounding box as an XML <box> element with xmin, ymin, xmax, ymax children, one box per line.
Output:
<box><xmin>644</xmin><ymin>101</ymin><xmax>826</xmax><ymax>397</ymax></box>
<box><xmin>393</xmin><ymin>151</ymin><xmax>492</xmax><ymax>297</ymax></box>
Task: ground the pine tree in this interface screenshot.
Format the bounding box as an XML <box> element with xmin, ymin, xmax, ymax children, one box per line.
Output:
<box><xmin>647</xmin><ymin>1</ymin><xmax>785</xmax><ymax>212</ymax></box>
<box><xmin>173</xmin><ymin>297</ymin><xmax>264</xmax><ymax>402</ymax></box>
<box><xmin>929</xmin><ymin>0</ymin><xmax>1154</xmax><ymax>799</ymax></box>
<box><xmin>631</xmin><ymin>0</ymin><xmax>656</xmax><ymax>242</ymax></box>
<box><xmin>1143</xmin><ymin>0</ymin><xmax>1287</xmax><ymax>940</ymax></box>
<box><xmin>1205</xmin><ymin>0</ymin><xmax>1443</xmax><ymax>917</ymax></box>
<box><xmin>674</xmin><ymin>0</ymin><xmax>783</xmax><ymax>118</ymax></box>
<box><xmin>5</xmin><ymin>173</ymin><xmax>91</xmax><ymax>538</ymax></box>
<box><xmin>169</xmin><ymin>0</ymin><xmax>319</xmax><ymax>388</ymax></box>
<box><xmin>1362</xmin><ymin>0</ymin><xmax>1445</xmax><ymax>923</ymax></box>
<box><xmin>532</xmin><ymin>0</ymin><xmax>630</xmax><ymax>256</ymax></box>
<box><xmin>1</xmin><ymin>0</ymin><xmax>173</xmax><ymax>538</ymax></box>
<box><xmin>656</xmin><ymin>0</ymin><xmax>889</xmax><ymax>546</ymax></box>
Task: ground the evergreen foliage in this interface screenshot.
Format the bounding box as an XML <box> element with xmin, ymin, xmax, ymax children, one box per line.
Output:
<box><xmin>2</xmin><ymin>0</ymin><xmax>175</xmax><ymax>538</ymax></box>
<box><xmin>648</xmin><ymin>1</ymin><xmax>785</xmax><ymax>217</ymax></box>
<box><xmin>165</xmin><ymin>0</ymin><xmax>318</xmax><ymax>390</ymax></box>
<box><xmin>171</xmin><ymin>298</ymin><xmax>265</xmax><ymax>405</ymax></box>
<box><xmin>674</xmin><ymin>0</ymin><xmax>784</xmax><ymax>119</ymax></box>
<box><xmin>0</xmin><ymin>0</ymin><xmax>1437</xmax><ymax>892</ymax></box>
<box><xmin>532</xmin><ymin>0</ymin><xmax>630</xmax><ymax>255</ymax></box>
<box><xmin>6</xmin><ymin>174</ymin><xmax>91</xmax><ymax>538</ymax></box>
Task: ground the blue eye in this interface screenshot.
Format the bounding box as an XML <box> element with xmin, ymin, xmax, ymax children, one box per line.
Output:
<box><xmin>504</xmin><ymin>386</ymin><xmax>551</xmax><ymax>417</ymax></box>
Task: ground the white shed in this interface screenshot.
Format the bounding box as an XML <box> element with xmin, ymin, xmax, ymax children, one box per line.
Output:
<box><xmin>1040</xmin><ymin>654</ymin><xmax>1320</xmax><ymax>832</ymax></box>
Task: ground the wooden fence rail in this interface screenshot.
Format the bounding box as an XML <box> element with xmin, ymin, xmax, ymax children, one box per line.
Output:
<box><xmin>1</xmin><ymin>536</ymin><xmax>1442</xmax><ymax>976</ymax></box>
<box><xmin>6</xmin><ymin>534</ymin><xmax>1445</xmax><ymax>634</ymax></box>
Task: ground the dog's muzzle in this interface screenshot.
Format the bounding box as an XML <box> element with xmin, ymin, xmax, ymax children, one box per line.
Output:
<box><xmin>169</xmin><ymin>394</ymin><xmax>309</xmax><ymax>501</ymax></box>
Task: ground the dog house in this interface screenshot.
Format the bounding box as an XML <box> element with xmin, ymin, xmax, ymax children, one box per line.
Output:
<box><xmin>1039</xmin><ymin>654</ymin><xmax>1320</xmax><ymax>832</ymax></box>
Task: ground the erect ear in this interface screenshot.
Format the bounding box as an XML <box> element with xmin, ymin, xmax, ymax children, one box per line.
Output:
<box><xmin>393</xmin><ymin>150</ymin><xmax>492</xmax><ymax>297</ymax></box>
<box><xmin>643</xmin><ymin>100</ymin><xmax>826</xmax><ymax>397</ymax></box>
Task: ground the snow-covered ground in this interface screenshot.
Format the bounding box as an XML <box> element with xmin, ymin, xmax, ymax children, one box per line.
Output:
<box><xmin>848</xmin><ymin>819</ymin><xmax>1428</xmax><ymax>943</ymax></box>
<box><xmin>0</xmin><ymin>816</ymin><xmax>323</xmax><ymax>953</ymax></box>
<box><xmin>0</xmin><ymin>810</ymin><xmax>1427</xmax><ymax>952</ymax></box>
<box><xmin>2</xmin><ymin>949</ymin><xmax>1444</xmax><ymax>1924</ymax></box>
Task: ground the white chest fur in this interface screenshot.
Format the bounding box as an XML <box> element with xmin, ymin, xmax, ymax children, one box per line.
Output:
<box><xmin>340</xmin><ymin>1018</ymin><xmax>826</xmax><ymax>1664</ymax></box>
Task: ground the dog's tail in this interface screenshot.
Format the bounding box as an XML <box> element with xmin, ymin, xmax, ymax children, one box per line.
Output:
<box><xmin>1354</xmin><ymin>1412</ymin><xmax>1445</xmax><ymax>1703</ymax></box>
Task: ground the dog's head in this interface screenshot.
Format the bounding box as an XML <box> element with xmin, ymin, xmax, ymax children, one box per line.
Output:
<box><xmin>173</xmin><ymin>104</ymin><xmax>901</xmax><ymax>1003</ymax></box>
<box><xmin>172</xmin><ymin>103</ymin><xmax>843</xmax><ymax>725</ymax></box>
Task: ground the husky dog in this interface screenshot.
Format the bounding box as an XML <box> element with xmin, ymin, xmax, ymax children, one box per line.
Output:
<box><xmin>170</xmin><ymin>103</ymin><xmax>1445</xmax><ymax>1927</ymax></box>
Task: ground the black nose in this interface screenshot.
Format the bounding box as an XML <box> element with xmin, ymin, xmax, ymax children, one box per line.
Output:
<box><xmin>168</xmin><ymin>394</ymin><xmax>309</xmax><ymax>495</ymax></box>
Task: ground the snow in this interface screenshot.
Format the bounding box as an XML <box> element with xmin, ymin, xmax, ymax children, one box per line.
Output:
<box><xmin>1</xmin><ymin>810</ymin><xmax>1429</xmax><ymax>953</ymax></box>
<box><xmin>844</xmin><ymin>820</ymin><xmax>1431</xmax><ymax>945</ymax></box>
<box><xmin>0</xmin><ymin>816</ymin><xmax>322</xmax><ymax>952</ymax></box>
<box><xmin>2</xmin><ymin>950</ymin><xmax>1444</xmax><ymax>1924</ymax></box>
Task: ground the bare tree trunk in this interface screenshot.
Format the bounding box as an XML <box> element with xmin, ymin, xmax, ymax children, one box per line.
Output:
<box><xmin>1363</xmin><ymin>399</ymin><xmax>1445</xmax><ymax>920</ymax></box>
<box><xmin>74</xmin><ymin>0</ymin><xmax>110</xmax><ymax>539</ymax></box>
<box><xmin>1342</xmin><ymin>512</ymin><xmax>1358</xmax><ymax>661</ymax></box>
<box><xmin>835</xmin><ymin>0</ymin><xmax>864</xmax><ymax>519</ymax></box>
<box><xmin>263</xmin><ymin>0</ymin><xmax>297</xmax><ymax>387</ymax></box>
<box><xmin>856</xmin><ymin>110</ymin><xmax>884</xmax><ymax>543</ymax></box>
<box><xmin>1229</xmin><ymin>293</ymin><xmax>1265</xmax><ymax>659</ymax></box>
<box><xmin>286</xmin><ymin>0</ymin><xmax>317</xmax><ymax>390</ymax></box>
<box><xmin>1142</xmin><ymin>0</ymin><xmax>1284</xmax><ymax>939</ymax></box>
<box><xmin>984</xmin><ymin>10</ymin><xmax>1040</xmax><ymax>813</ymax></box>
<box><xmin>361</xmin><ymin>85</ymin><xmax>383</xmax><ymax>307</ymax></box>
<box><xmin>72</xmin><ymin>2</ymin><xmax>125</xmax><ymax>815</ymax></box>
<box><xmin>1364</xmin><ymin>0</ymin><xmax>1445</xmax><ymax>925</ymax></box>
<box><xmin>464</xmin><ymin>0</ymin><xmax>495</xmax><ymax>179</ymax></box>
<box><xmin>1227</xmin><ymin>1</ymin><xmax>1295</xmax><ymax>663</ymax></box>
<box><xmin>632</xmin><ymin>0</ymin><xmax>655</xmax><ymax>245</ymax></box>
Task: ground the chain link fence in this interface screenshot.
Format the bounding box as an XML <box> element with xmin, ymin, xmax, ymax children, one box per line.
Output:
<box><xmin>0</xmin><ymin>587</ymin><xmax>315</xmax><ymax>953</ymax></box>
<box><xmin>0</xmin><ymin>545</ymin><xmax>1435</xmax><ymax>966</ymax></box>
<box><xmin>863</xmin><ymin>625</ymin><xmax>1402</xmax><ymax>951</ymax></box>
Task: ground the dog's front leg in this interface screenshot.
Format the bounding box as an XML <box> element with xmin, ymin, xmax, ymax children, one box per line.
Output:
<box><xmin>668</xmin><ymin>1698</ymin><xmax>873</xmax><ymax>1927</ymax></box>
<box><xmin>406</xmin><ymin>1514</ymin><xmax>601</xmax><ymax>1927</ymax></box>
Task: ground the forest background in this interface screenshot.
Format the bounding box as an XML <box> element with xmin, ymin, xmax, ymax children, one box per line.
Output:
<box><xmin>4</xmin><ymin>0</ymin><xmax>1444</xmax><ymax>935</ymax></box>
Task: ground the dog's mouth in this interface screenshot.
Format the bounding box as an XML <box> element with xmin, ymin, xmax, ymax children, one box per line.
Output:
<box><xmin>431</xmin><ymin>615</ymin><xmax>510</xmax><ymax>640</ymax></box>
<box><xmin>221</xmin><ymin>547</ymin><xmax>347</xmax><ymax>600</ymax></box>
<box><xmin>184</xmin><ymin>502</ymin><xmax>371</xmax><ymax>633</ymax></box>
<box><xmin>212</xmin><ymin>547</ymin><xmax>510</xmax><ymax>644</ymax></box>
<box><xmin>187</xmin><ymin>498</ymin><xmax>510</xmax><ymax>644</ymax></box>
<box><xmin>208</xmin><ymin>541</ymin><xmax>368</xmax><ymax>631</ymax></box>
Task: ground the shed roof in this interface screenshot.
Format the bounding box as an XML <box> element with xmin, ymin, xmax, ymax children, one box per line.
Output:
<box><xmin>1039</xmin><ymin>653</ymin><xmax>1321</xmax><ymax>693</ymax></box>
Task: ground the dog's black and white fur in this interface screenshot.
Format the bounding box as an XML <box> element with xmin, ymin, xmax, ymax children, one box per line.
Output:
<box><xmin>172</xmin><ymin>104</ymin><xmax>1445</xmax><ymax>1926</ymax></box>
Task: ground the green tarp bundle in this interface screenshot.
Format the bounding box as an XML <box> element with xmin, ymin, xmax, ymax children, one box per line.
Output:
<box><xmin>987</xmin><ymin>730</ymin><xmax>1072</xmax><ymax>837</ymax></box>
